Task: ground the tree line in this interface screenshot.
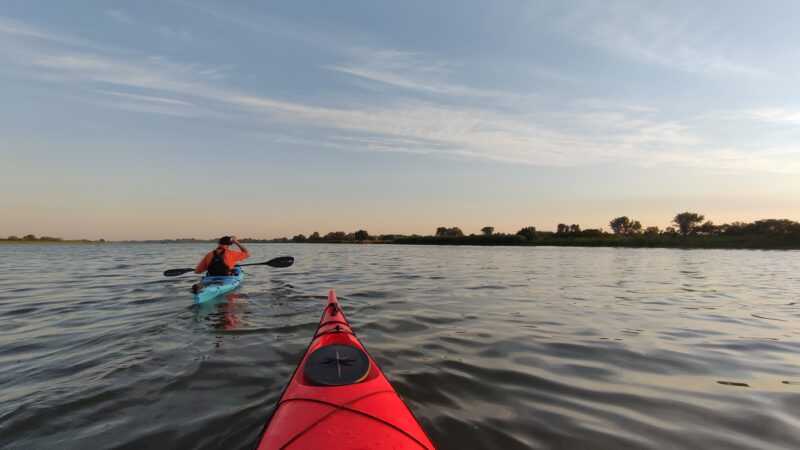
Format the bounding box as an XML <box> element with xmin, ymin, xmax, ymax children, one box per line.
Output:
<box><xmin>284</xmin><ymin>230</ymin><xmax>377</xmax><ymax>243</ymax></box>
<box><xmin>252</xmin><ymin>212</ymin><xmax>800</xmax><ymax>247</ymax></box>
<box><xmin>387</xmin><ymin>212</ymin><xmax>800</xmax><ymax>249</ymax></box>
<box><xmin>1</xmin><ymin>234</ymin><xmax>106</xmax><ymax>243</ymax></box>
<box><xmin>8</xmin><ymin>212</ymin><xmax>800</xmax><ymax>248</ymax></box>
<box><xmin>4</xmin><ymin>234</ymin><xmax>64</xmax><ymax>241</ymax></box>
<box><xmin>603</xmin><ymin>213</ymin><xmax>800</xmax><ymax>237</ymax></box>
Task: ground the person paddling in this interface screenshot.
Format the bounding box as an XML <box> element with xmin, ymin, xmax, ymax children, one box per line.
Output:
<box><xmin>192</xmin><ymin>236</ymin><xmax>250</xmax><ymax>293</ymax></box>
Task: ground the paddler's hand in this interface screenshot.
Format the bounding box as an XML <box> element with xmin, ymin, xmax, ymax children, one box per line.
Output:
<box><xmin>231</xmin><ymin>236</ymin><xmax>248</xmax><ymax>255</ymax></box>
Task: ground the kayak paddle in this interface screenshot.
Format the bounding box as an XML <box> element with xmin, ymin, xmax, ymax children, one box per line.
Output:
<box><xmin>163</xmin><ymin>256</ymin><xmax>294</xmax><ymax>277</ymax></box>
<box><xmin>239</xmin><ymin>256</ymin><xmax>294</xmax><ymax>268</ymax></box>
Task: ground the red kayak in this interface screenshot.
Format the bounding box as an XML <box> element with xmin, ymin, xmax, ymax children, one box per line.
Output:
<box><xmin>256</xmin><ymin>290</ymin><xmax>436</xmax><ymax>449</ymax></box>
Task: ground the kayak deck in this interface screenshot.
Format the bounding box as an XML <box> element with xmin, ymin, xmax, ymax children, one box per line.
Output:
<box><xmin>257</xmin><ymin>290</ymin><xmax>435</xmax><ymax>449</ymax></box>
<box><xmin>194</xmin><ymin>267</ymin><xmax>244</xmax><ymax>304</ymax></box>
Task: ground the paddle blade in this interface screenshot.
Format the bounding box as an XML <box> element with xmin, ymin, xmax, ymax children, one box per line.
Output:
<box><xmin>266</xmin><ymin>256</ymin><xmax>294</xmax><ymax>268</ymax></box>
<box><xmin>163</xmin><ymin>268</ymin><xmax>194</xmax><ymax>277</ymax></box>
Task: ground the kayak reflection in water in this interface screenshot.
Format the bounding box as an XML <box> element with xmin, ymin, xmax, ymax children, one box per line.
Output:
<box><xmin>191</xmin><ymin>235</ymin><xmax>250</xmax><ymax>294</ymax></box>
<box><xmin>193</xmin><ymin>293</ymin><xmax>246</xmax><ymax>330</ymax></box>
<box><xmin>220</xmin><ymin>293</ymin><xmax>244</xmax><ymax>330</ymax></box>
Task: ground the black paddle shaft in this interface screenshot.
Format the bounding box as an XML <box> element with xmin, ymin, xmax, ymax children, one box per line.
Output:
<box><xmin>240</xmin><ymin>256</ymin><xmax>294</xmax><ymax>268</ymax></box>
<box><xmin>163</xmin><ymin>256</ymin><xmax>294</xmax><ymax>276</ymax></box>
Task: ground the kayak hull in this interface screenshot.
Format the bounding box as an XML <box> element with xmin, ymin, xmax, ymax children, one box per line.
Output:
<box><xmin>193</xmin><ymin>267</ymin><xmax>244</xmax><ymax>304</ymax></box>
<box><xmin>257</xmin><ymin>290</ymin><xmax>435</xmax><ymax>450</ymax></box>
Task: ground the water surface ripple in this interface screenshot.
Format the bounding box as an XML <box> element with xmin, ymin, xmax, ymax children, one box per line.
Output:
<box><xmin>1</xmin><ymin>244</ymin><xmax>799</xmax><ymax>449</ymax></box>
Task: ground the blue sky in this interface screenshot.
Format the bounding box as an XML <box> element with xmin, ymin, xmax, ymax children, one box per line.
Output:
<box><xmin>2</xmin><ymin>1</ymin><xmax>799</xmax><ymax>240</ymax></box>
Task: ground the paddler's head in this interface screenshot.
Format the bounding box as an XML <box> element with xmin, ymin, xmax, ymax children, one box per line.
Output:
<box><xmin>218</xmin><ymin>236</ymin><xmax>233</xmax><ymax>247</ymax></box>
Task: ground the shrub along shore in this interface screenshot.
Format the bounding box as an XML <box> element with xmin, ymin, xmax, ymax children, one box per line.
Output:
<box><xmin>6</xmin><ymin>213</ymin><xmax>800</xmax><ymax>250</ymax></box>
<box><xmin>0</xmin><ymin>235</ymin><xmax>106</xmax><ymax>244</ymax></box>
<box><xmin>281</xmin><ymin>213</ymin><xmax>800</xmax><ymax>250</ymax></box>
<box><xmin>390</xmin><ymin>233</ymin><xmax>800</xmax><ymax>249</ymax></box>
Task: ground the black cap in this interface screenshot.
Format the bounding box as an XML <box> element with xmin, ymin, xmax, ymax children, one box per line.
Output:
<box><xmin>218</xmin><ymin>236</ymin><xmax>233</xmax><ymax>246</ymax></box>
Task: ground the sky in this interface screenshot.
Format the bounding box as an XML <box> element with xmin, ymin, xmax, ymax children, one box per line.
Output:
<box><xmin>1</xmin><ymin>0</ymin><xmax>799</xmax><ymax>240</ymax></box>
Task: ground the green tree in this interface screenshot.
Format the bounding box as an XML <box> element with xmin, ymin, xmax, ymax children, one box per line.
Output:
<box><xmin>609</xmin><ymin>217</ymin><xmax>631</xmax><ymax>235</ymax></box>
<box><xmin>556</xmin><ymin>223</ymin><xmax>569</xmax><ymax>234</ymax></box>
<box><xmin>324</xmin><ymin>231</ymin><xmax>347</xmax><ymax>241</ymax></box>
<box><xmin>7</xmin><ymin>236</ymin><xmax>20</xmax><ymax>241</ymax></box>
<box><xmin>354</xmin><ymin>230</ymin><xmax>370</xmax><ymax>241</ymax></box>
<box><xmin>481</xmin><ymin>226</ymin><xmax>495</xmax><ymax>236</ymax></box>
<box><xmin>644</xmin><ymin>226</ymin><xmax>660</xmax><ymax>235</ymax></box>
<box><xmin>608</xmin><ymin>217</ymin><xmax>642</xmax><ymax>235</ymax></box>
<box><xmin>309</xmin><ymin>231</ymin><xmax>321</xmax><ymax>241</ymax></box>
<box><xmin>698</xmin><ymin>221</ymin><xmax>718</xmax><ymax>235</ymax></box>
<box><xmin>569</xmin><ymin>224</ymin><xmax>581</xmax><ymax>234</ymax></box>
<box><xmin>673</xmin><ymin>212</ymin><xmax>705</xmax><ymax>236</ymax></box>
<box><xmin>22</xmin><ymin>234</ymin><xmax>37</xmax><ymax>241</ymax></box>
<box><xmin>435</xmin><ymin>227</ymin><xmax>464</xmax><ymax>237</ymax></box>
<box><xmin>516</xmin><ymin>226</ymin><xmax>537</xmax><ymax>240</ymax></box>
<box><xmin>749</xmin><ymin>219</ymin><xmax>800</xmax><ymax>235</ymax></box>
<box><xmin>292</xmin><ymin>234</ymin><xmax>307</xmax><ymax>242</ymax></box>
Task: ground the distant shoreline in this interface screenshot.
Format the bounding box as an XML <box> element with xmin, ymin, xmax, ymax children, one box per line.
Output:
<box><xmin>3</xmin><ymin>237</ymin><xmax>798</xmax><ymax>250</ymax></box>
<box><xmin>0</xmin><ymin>240</ymin><xmax>107</xmax><ymax>245</ymax></box>
<box><xmin>390</xmin><ymin>235</ymin><xmax>800</xmax><ymax>250</ymax></box>
<box><xmin>5</xmin><ymin>215</ymin><xmax>800</xmax><ymax>250</ymax></box>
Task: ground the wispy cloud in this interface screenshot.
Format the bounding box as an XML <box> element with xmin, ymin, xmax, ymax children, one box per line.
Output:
<box><xmin>93</xmin><ymin>90</ymin><xmax>195</xmax><ymax>106</ymax></box>
<box><xmin>0</xmin><ymin>17</ymin><xmax>56</xmax><ymax>40</ymax></box>
<box><xmin>698</xmin><ymin>108</ymin><xmax>800</xmax><ymax>127</ymax></box>
<box><xmin>571</xmin><ymin>98</ymin><xmax>658</xmax><ymax>114</ymax></box>
<box><xmin>105</xmin><ymin>10</ymin><xmax>192</xmax><ymax>42</ymax></box>
<box><xmin>327</xmin><ymin>49</ymin><xmax>523</xmax><ymax>101</ymax></box>
<box><xmin>2</xmin><ymin>15</ymin><xmax>796</xmax><ymax>174</ymax></box>
<box><xmin>31</xmin><ymin>54</ymin><xmax>198</xmax><ymax>91</ymax></box>
<box><xmin>84</xmin><ymin>98</ymin><xmax>201</xmax><ymax>118</ymax></box>
<box><xmin>748</xmin><ymin>108</ymin><xmax>800</xmax><ymax>125</ymax></box>
<box><xmin>559</xmin><ymin>3</ymin><xmax>769</xmax><ymax>78</ymax></box>
<box><xmin>0</xmin><ymin>16</ymin><xmax>94</xmax><ymax>48</ymax></box>
<box><xmin>175</xmin><ymin>0</ymin><xmax>365</xmax><ymax>52</ymax></box>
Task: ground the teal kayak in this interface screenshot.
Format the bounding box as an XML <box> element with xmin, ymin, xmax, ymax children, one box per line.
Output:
<box><xmin>193</xmin><ymin>267</ymin><xmax>244</xmax><ymax>304</ymax></box>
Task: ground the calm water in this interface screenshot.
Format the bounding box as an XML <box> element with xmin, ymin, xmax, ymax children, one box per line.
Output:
<box><xmin>1</xmin><ymin>244</ymin><xmax>799</xmax><ymax>449</ymax></box>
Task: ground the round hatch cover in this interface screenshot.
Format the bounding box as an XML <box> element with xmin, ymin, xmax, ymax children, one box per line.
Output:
<box><xmin>304</xmin><ymin>344</ymin><xmax>370</xmax><ymax>386</ymax></box>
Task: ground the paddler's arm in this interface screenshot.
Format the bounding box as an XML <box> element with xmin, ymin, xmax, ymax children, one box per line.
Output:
<box><xmin>231</xmin><ymin>236</ymin><xmax>250</xmax><ymax>258</ymax></box>
<box><xmin>194</xmin><ymin>253</ymin><xmax>211</xmax><ymax>274</ymax></box>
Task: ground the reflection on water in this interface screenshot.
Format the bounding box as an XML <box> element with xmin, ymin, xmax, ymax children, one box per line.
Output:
<box><xmin>195</xmin><ymin>293</ymin><xmax>248</xmax><ymax>331</ymax></box>
<box><xmin>1</xmin><ymin>244</ymin><xmax>800</xmax><ymax>449</ymax></box>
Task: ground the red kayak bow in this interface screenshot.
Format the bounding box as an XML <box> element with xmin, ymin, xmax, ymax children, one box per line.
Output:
<box><xmin>256</xmin><ymin>290</ymin><xmax>435</xmax><ymax>449</ymax></box>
